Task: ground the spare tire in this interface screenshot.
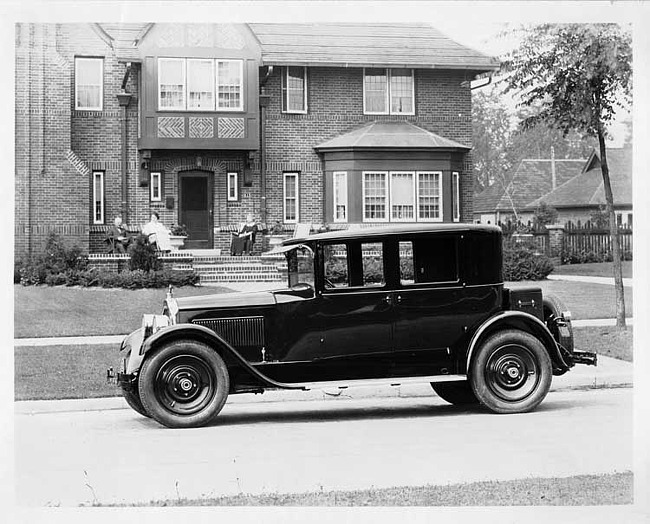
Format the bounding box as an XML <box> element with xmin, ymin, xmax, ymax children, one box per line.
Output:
<box><xmin>543</xmin><ymin>295</ymin><xmax>574</xmax><ymax>352</ymax></box>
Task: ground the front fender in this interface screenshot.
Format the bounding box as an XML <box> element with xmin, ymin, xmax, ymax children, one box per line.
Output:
<box><xmin>139</xmin><ymin>323</ymin><xmax>304</xmax><ymax>390</ymax></box>
<box><xmin>465</xmin><ymin>311</ymin><xmax>571</xmax><ymax>375</ymax></box>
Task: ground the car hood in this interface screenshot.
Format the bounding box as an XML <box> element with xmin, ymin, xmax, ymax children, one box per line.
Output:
<box><xmin>174</xmin><ymin>290</ymin><xmax>278</xmax><ymax>311</ymax></box>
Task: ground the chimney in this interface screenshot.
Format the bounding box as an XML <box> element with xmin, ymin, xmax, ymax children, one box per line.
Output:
<box><xmin>551</xmin><ymin>146</ymin><xmax>556</xmax><ymax>190</ymax></box>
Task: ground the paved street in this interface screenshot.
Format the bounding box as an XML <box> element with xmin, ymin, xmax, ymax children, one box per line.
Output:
<box><xmin>14</xmin><ymin>387</ymin><xmax>632</xmax><ymax>506</ymax></box>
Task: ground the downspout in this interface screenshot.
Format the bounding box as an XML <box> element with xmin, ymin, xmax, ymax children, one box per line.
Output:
<box><xmin>117</xmin><ymin>63</ymin><xmax>133</xmax><ymax>222</ymax></box>
<box><xmin>258</xmin><ymin>66</ymin><xmax>273</xmax><ymax>225</ymax></box>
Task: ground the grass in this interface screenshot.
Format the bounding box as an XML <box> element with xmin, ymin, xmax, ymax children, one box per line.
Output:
<box><xmin>14</xmin><ymin>326</ymin><xmax>633</xmax><ymax>401</ymax></box>
<box><xmin>14</xmin><ymin>285</ymin><xmax>231</xmax><ymax>338</ymax></box>
<box><xmin>553</xmin><ymin>261</ymin><xmax>633</xmax><ymax>279</ymax></box>
<box><xmin>92</xmin><ymin>472</ymin><xmax>632</xmax><ymax>506</ymax></box>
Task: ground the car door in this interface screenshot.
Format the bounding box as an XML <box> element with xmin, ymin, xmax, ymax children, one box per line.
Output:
<box><xmin>316</xmin><ymin>240</ymin><xmax>394</xmax><ymax>381</ymax></box>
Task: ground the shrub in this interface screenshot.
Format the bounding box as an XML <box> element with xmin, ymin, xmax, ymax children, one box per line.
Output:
<box><xmin>128</xmin><ymin>234</ymin><xmax>160</xmax><ymax>272</ymax></box>
<box><xmin>503</xmin><ymin>240</ymin><xmax>554</xmax><ymax>281</ymax></box>
<box><xmin>17</xmin><ymin>233</ymin><xmax>87</xmax><ymax>285</ymax></box>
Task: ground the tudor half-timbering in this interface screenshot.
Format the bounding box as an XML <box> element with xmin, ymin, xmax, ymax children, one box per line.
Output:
<box><xmin>15</xmin><ymin>23</ymin><xmax>499</xmax><ymax>255</ymax></box>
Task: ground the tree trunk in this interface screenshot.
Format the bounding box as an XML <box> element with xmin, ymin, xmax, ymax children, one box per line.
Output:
<box><xmin>597</xmin><ymin>128</ymin><xmax>626</xmax><ymax>328</ymax></box>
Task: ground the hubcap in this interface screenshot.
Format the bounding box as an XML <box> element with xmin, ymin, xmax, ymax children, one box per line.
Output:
<box><xmin>154</xmin><ymin>354</ymin><xmax>215</xmax><ymax>416</ymax></box>
<box><xmin>485</xmin><ymin>344</ymin><xmax>539</xmax><ymax>402</ymax></box>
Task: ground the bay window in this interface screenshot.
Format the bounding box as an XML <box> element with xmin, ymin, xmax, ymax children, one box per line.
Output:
<box><xmin>390</xmin><ymin>172</ymin><xmax>415</xmax><ymax>221</ymax></box>
<box><xmin>159</xmin><ymin>58</ymin><xmax>186</xmax><ymax>110</ymax></box>
<box><xmin>217</xmin><ymin>60</ymin><xmax>243</xmax><ymax>110</ymax></box>
<box><xmin>417</xmin><ymin>172</ymin><xmax>443</xmax><ymax>221</ymax></box>
<box><xmin>363</xmin><ymin>68</ymin><xmax>414</xmax><ymax>115</ymax></box>
<box><xmin>333</xmin><ymin>171</ymin><xmax>348</xmax><ymax>222</ymax></box>
<box><xmin>452</xmin><ymin>171</ymin><xmax>460</xmax><ymax>222</ymax></box>
<box><xmin>187</xmin><ymin>59</ymin><xmax>215</xmax><ymax>110</ymax></box>
<box><xmin>363</xmin><ymin>172</ymin><xmax>388</xmax><ymax>222</ymax></box>
<box><xmin>75</xmin><ymin>57</ymin><xmax>103</xmax><ymax>110</ymax></box>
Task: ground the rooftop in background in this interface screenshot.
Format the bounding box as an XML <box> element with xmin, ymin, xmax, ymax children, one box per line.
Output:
<box><xmin>97</xmin><ymin>22</ymin><xmax>499</xmax><ymax>73</ymax></box>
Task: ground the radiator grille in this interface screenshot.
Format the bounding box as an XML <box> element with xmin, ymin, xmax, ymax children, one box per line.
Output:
<box><xmin>194</xmin><ymin>316</ymin><xmax>265</xmax><ymax>347</ymax></box>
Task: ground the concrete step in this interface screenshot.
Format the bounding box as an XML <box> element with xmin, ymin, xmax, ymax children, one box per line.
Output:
<box><xmin>199</xmin><ymin>274</ymin><xmax>284</xmax><ymax>283</ymax></box>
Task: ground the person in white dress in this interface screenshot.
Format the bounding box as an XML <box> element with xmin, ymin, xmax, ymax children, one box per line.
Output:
<box><xmin>142</xmin><ymin>211</ymin><xmax>172</xmax><ymax>251</ymax></box>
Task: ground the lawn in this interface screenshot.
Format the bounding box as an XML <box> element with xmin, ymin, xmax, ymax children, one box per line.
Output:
<box><xmin>14</xmin><ymin>326</ymin><xmax>632</xmax><ymax>401</ymax></box>
<box><xmin>553</xmin><ymin>261</ymin><xmax>633</xmax><ymax>278</ymax></box>
<box><xmin>94</xmin><ymin>472</ymin><xmax>632</xmax><ymax>506</ymax></box>
<box><xmin>14</xmin><ymin>278</ymin><xmax>633</xmax><ymax>340</ymax></box>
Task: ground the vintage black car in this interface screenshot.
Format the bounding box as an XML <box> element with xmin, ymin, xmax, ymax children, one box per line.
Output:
<box><xmin>113</xmin><ymin>224</ymin><xmax>596</xmax><ymax>428</ymax></box>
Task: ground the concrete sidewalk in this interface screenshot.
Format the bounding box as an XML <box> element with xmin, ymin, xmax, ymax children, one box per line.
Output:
<box><xmin>548</xmin><ymin>274</ymin><xmax>633</xmax><ymax>286</ymax></box>
<box><xmin>15</xmin><ymin>354</ymin><xmax>632</xmax><ymax>415</ymax></box>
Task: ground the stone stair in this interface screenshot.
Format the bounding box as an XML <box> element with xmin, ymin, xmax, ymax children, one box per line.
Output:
<box><xmin>189</xmin><ymin>252</ymin><xmax>286</xmax><ymax>284</ymax></box>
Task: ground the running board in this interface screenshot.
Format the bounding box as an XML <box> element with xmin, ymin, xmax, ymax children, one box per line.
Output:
<box><xmin>293</xmin><ymin>374</ymin><xmax>467</xmax><ymax>392</ymax></box>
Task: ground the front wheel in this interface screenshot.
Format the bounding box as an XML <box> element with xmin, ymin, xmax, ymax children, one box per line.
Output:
<box><xmin>122</xmin><ymin>387</ymin><xmax>150</xmax><ymax>418</ymax></box>
<box><xmin>431</xmin><ymin>381</ymin><xmax>478</xmax><ymax>405</ymax></box>
<box><xmin>470</xmin><ymin>329</ymin><xmax>552</xmax><ymax>414</ymax></box>
<box><xmin>138</xmin><ymin>339</ymin><xmax>230</xmax><ymax>428</ymax></box>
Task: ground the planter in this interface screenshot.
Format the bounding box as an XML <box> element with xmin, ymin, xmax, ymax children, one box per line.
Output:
<box><xmin>168</xmin><ymin>235</ymin><xmax>187</xmax><ymax>251</ymax></box>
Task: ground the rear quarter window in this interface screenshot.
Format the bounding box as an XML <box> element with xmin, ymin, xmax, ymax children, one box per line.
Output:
<box><xmin>399</xmin><ymin>236</ymin><xmax>458</xmax><ymax>285</ymax></box>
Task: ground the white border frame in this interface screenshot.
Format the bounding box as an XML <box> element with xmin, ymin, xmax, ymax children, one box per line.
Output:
<box><xmin>74</xmin><ymin>57</ymin><xmax>103</xmax><ymax>111</ymax></box>
<box><xmin>362</xmin><ymin>171</ymin><xmax>389</xmax><ymax>223</ymax></box>
<box><xmin>333</xmin><ymin>171</ymin><xmax>348</xmax><ymax>223</ymax></box>
<box><xmin>282</xmin><ymin>66</ymin><xmax>308</xmax><ymax>114</ymax></box>
<box><xmin>216</xmin><ymin>59</ymin><xmax>244</xmax><ymax>112</ymax></box>
<box><xmin>452</xmin><ymin>171</ymin><xmax>460</xmax><ymax>222</ymax></box>
<box><xmin>389</xmin><ymin>171</ymin><xmax>416</xmax><ymax>222</ymax></box>
<box><xmin>158</xmin><ymin>57</ymin><xmax>186</xmax><ymax>111</ymax></box>
<box><xmin>227</xmin><ymin>172</ymin><xmax>239</xmax><ymax>201</ymax></box>
<box><xmin>416</xmin><ymin>171</ymin><xmax>443</xmax><ymax>222</ymax></box>
<box><xmin>187</xmin><ymin>58</ymin><xmax>216</xmax><ymax>111</ymax></box>
<box><xmin>92</xmin><ymin>170</ymin><xmax>104</xmax><ymax>224</ymax></box>
<box><xmin>150</xmin><ymin>171</ymin><xmax>162</xmax><ymax>202</ymax></box>
<box><xmin>283</xmin><ymin>172</ymin><xmax>299</xmax><ymax>223</ymax></box>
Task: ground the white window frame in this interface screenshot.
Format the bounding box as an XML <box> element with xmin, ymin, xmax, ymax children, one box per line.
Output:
<box><xmin>92</xmin><ymin>171</ymin><xmax>104</xmax><ymax>224</ymax></box>
<box><xmin>282</xmin><ymin>66</ymin><xmax>308</xmax><ymax>114</ymax></box>
<box><xmin>150</xmin><ymin>172</ymin><xmax>162</xmax><ymax>202</ymax></box>
<box><xmin>333</xmin><ymin>171</ymin><xmax>348</xmax><ymax>223</ymax></box>
<box><xmin>363</xmin><ymin>68</ymin><xmax>414</xmax><ymax>116</ymax></box>
<box><xmin>216</xmin><ymin>60</ymin><xmax>244</xmax><ymax>111</ymax></box>
<box><xmin>75</xmin><ymin>57</ymin><xmax>103</xmax><ymax>111</ymax></box>
<box><xmin>416</xmin><ymin>171</ymin><xmax>443</xmax><ymax>222</ymax></box>
<box><xmin>452</xmin><ymin>171</ymin><xmax>460</xmax><ymax>222</ymax></box>
<box><xmin>158</xmin><ymin>57</ymin><xmax>186</xmax><ymax>111</ymax></box>
<box><xmin>362</xmin><ymin>171</ymin><xmax>389</xmax><ymax>223</ymax></box>
<box><xmin>389</xmin><ymin>171</ymin><xmax>416</xmax><ymax>222</ymax></box>
<box><xmin>283</xmin><ymin>172</ymin><xmax>299</xmax><ymax>223</ymax></box>
<box><xmin>187</xmin><ymin>58</ymin><xmax>215</xmax><ymax>111</ymax></box>
<box><xmin>227</xmin><ymin>172</ymin><xmax>239</xmax><ymax>201</ymax></box>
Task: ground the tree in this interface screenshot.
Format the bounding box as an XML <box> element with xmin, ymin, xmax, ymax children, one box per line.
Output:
<box><xmin>502</xmin><ymin>23</ymin><xmax>631</xmax><ymax>327</ymax></box>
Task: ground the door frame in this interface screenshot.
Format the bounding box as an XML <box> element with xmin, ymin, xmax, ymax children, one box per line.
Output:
<box><xmin>178</xmin><ymin>170</ymin><xmax>214</xmax><ymax>249</ymax></box>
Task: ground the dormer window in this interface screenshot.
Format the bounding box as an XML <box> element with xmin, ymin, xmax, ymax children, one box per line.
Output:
<box><xmin>363</xmin><ymin>68</ymin><xmax>414</xmax><ymax>115</ymax></box>
<box><xmin>158</xmin><ymin>58</ymin><xmax>243</xmax><ymax>111</ymax></box>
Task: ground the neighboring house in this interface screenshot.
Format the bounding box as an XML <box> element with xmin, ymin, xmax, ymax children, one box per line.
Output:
<box><xmin>15</xmin><ymin>22</ymin><xmax>498</xmax><ymax>255</ymax></box>
<box><xmin>473</xmin><ymin>158</ymin><xmax>586</xmax><ymax>224</ymax></box>
<box><xmin>524</xmin><ymin>148</ymin><xmax>632</xmax><ymax>228</ymax></box>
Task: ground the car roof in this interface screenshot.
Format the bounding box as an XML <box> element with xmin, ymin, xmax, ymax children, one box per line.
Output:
<box><xmin>284</xmin><ymin>223</ymin><xmax>501</xmax><ymax>245</ymax></box>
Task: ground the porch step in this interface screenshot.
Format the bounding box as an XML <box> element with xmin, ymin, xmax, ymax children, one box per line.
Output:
<box><xmin>190</xmin><ymin>254</ymin><xmax>285</xmax><ymax>283</ymax></box>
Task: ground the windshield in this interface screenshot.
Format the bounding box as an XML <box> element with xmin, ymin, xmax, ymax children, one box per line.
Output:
<box><xmin>287</xmin><ymin>246</ymin><xmax>315</xmax><ymax>288</ymax></box>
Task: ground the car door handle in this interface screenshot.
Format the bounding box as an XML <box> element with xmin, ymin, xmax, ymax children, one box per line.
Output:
<box><xmin>382</xmin><ymin>295</ymin><xmax>392</xmax><ymax>304</ymax></box>
<box><xmin>395</xmin><ymin>295</ymin><xmax>402</xmax><ymax>304</ymax></box>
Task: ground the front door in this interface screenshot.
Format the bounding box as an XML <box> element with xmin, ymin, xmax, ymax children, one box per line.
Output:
<box><xmin>179</xmin><ymin>171</ymin><xmax>213</xmax><ymax>249</ymax></box>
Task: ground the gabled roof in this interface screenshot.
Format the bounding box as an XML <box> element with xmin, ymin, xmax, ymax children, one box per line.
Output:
<box><xmin>473</xmin><ymin>177</ymin><xmax>511</xmax><ymax>214</ymax></box>
<box><xmin>525</xmin><ymin>148</ymin><xmax>632</xmax><ymax>209</ymax></box>
<box><xmin>98</xmin><ymin>23</ymin><xmax>499</xmax><ymax>72</ymax></box>
<box><xmin>314</xmin><ymin>121</ymin><xmax>470</xmax><ymax>152</ymax></box>
<box><xmin>248</xmin><ymin>23</ymin><xmax>499</xmax><ymax>71</ymax></box>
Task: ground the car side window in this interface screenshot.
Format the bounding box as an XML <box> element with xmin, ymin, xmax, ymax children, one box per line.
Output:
<box><xmin>323</xmin><ymin>243</ymin><xmax>349</xmax><ymax>288</ymax></box>
<box><xmin>399</xmin><ymin>237</ymin><xmax>458</xmax><ymax>285</ymax></box>
<box><xmin>361</xmin><ymin>242</ymin><xmax>385</xmax><ymax>287</ymax></box>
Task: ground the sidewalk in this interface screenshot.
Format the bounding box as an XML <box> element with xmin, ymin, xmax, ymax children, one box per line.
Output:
<box><xmin>548</xmin><ymin>274</ymin><xmax>633</xmax><ymax>287</ymax></box>
<box><xmin>14</xmin><ymin>354</ymin><xmax>632</xmax><ymax>415</ymax></box>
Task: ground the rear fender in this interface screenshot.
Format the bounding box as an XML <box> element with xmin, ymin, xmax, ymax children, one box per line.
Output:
<box><xmin>465</xmin><ymin>311</ymin><xmax>571</xmax><ymax>375</ymax></box>
<box><xmin>139</xmin><ymin>324</ymin><xmax>304</xmax><ymax>390</ymax></box>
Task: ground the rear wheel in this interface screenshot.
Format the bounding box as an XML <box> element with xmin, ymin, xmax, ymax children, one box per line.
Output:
<box><xmin>470</xmin><ymin>329</ymin><xmax>552</xmax><ymax>414</ymax></box>
<box><xmin>138</xmin><ymin>339</ymin><xmax>230</xmax><ymax>428</ymax></box>
<box><xmin>431</xmin><ymin>381</ymin><xmax>478</xmax><ymax>405</ymax></box>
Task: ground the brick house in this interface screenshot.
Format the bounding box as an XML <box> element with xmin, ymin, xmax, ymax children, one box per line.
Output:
<box><xmin>15</xmin><ymin>23</ymin><xmax>498</xmax><ymax>255</ymax></box>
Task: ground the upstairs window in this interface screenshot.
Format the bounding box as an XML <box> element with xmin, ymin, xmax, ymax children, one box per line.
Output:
<box><xmin>282</xmin><ymin>67</ymin><xmax>307</xmax><ymax>113</ymax></box>
<box><xmin>158</xmin><ymin>58</ymin><xmax>243</xmax><ymax>111</ymax></box>
<box><xmin>363</xmin><ymin>68</ymin><xmax>414</xmax><ymax>115</ymax></box>
<box><xmin>75</xmin><ymin>57</ymin><xmax>103</xmax><ymax>110</ymax></box>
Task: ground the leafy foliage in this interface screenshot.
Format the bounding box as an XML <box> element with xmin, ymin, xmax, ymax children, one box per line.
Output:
<box><xmin>532</xmin><ymin>202</ymin><xmax>558</xmax><ymax>228</ymax></box>
<box><xmin>502</xmin><ymin>240</ymin><xmax>554</xmax><ymax>281</ymax></box>
<box><xmin>128</xmin><ymin>233</ymin><xmax>161</xmax><ymax>272</ymax></box>
<box><xmin>16</xmin><ymin>233</ymin><xmax>87</xmax><ymax>285</ymax></box>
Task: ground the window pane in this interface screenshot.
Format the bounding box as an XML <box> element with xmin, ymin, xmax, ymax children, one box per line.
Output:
<box><xmin>93</xmin><ymin>172</ymin><xmax>103</xmax><ymax>223</ymax></box>
<box><xmin>412</xmin><ymin>237</ymin><xmax>458</xmax><ymax>283</ymax></box>
<box><xmin>76</xmin><ymin>58</ymin><xmax>102</xmax><ymax>109</ymax></box>
<box><xmin>418</xmin><ymin>172</ymin><xmax>441</xmax><ymax>220</ymax></box>
<box><xmin>284</xmin><ymin>173</ymin><xmax>298</xmax><ymax>222</ymax></box>
<box><xmin>151</xmin><ymin>172</ymin><xmax>161</xmax><ymax>201</ymax></box>
<box><xmin>188</xmin><ymin>60</ymin><xmax>214</xmax><ymax>110</ymax></box>
<box><xmin>399</xmin><ymin>241</ymin><xmax>415</xmax><ymax>284</ymax></box>
<box><xmin>364</xmin><ymin>172</ymin><xmax>387</xmax><ymax>220</ymax></box>
<box><xmin>452</xmin><ymin>172</ymin><xmax>460</xmax><ymax>221</ymax></box>
<box><xmin>362</xmin><ymin>242</ymin><xmax>384</xmax><ymax>287</ymax></box>
<box><xmin>364</xmin><ymin>68</ymin><xmax>387</xmax><ymax>113</ymax></box>
<box><xmin>323</xmin><ymin>243</ymin><xmax>349</xmax><ymax>288</ymax></box>
<box><xmin>334</xmin><ymin>172</ymin><xmax>347</xmax><ymax>221</ymax></box>
<box><xmin>284</xmin><ymin>67</ymin><xmax>306</xmax><ymax>112</ymax></box>
<box><xmin>390</xmin><ymin>69</ymin><xmax>413</xmax><ymax>114</ymax></box>
<box><xmin>159</xmin><ymin>59</ymin><xmax>185</xmax><ymax>109</ymax></box>
<box><xmin>217</xmin><ymin>61</ymin><xmax>242</xmax><ymax>109</ymax></box>
<box><xmin>391</xmin><ymin>172</ymin><xmax>415</xmax><ymax>220</ymax></box>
